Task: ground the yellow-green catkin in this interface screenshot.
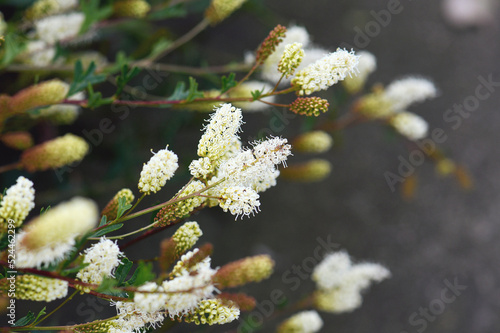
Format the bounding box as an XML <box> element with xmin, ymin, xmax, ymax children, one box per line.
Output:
<box><xmin>73</xmin><ymin>319</ymin><xmax>118</xmax><ymax>333</ymax></box>
<box><xmin>293</xmin><ymin>131</ymin><xmax>333</xmax><ymax>154</ymax></box>
<box><xmin>0</xmin><ymin>132</ymin><xmax>34</xmax><ymax>150</ymax></box>
<box><xmin>184</xmin><ymin>299</ymin><xmax>240</xmax><ymax>325</ymax></box>
<box><xmin>205</xmin><ymin>0</ymin><xmax>247</xmax><ymax>25</ymax></box>
<box><xmin>155</xmin><ymin>181</ymin><xmax>207</xmax><ymax>226</ymax></box>
<box><xmin>172</xmin><ymin>221</ymin><xmax>203</xmax><ymax>254</ymax></box>
<box><xmin>213</xmin><ymin>255</ymin><xmax>274</xmax><ymax>288</ymax></box>
<box><xmin>280</xmin><ymin>159</ymin><xmax>332</xmax><ymax>182</ymax></box>
<box><xmin>278</xmin><ymin>42</ymin><xmax>304</xmax><ymax>78</ymax></box>
<box><xmin>101</xmin><ymin>188</ymin><xmax>135</xmax><ymax>221</ymax></box>
<box><xmin>113</xmin><ymin>0</ymin><xmax>151</xmax><ymax>18</ymax></box>
<box><xmin>255</xmin><ymin>25</ymin><xmax>287</xmax><ymax>65</ymax></box>
<box><xmin>354</xmin><ymin>90</ymin><xmax>393</xmax><ymax>119</ymax></box>
<box><xmin>289</xmin><ymin>97</ymin><xmax>329</xmax><ymax>117</ymax></box>
<box><xmin>15</xmin><ymin>275</ymin><xmax>68</xmax><ymax>302</ymax></box>
<box><xmin>25</xmin><ymin>0</ymin><xmax>76</xmax><ymax>20</ymax></box>
<box><xmin>20</xmin><ymin>133</ymin><xmax>89</xmax><ymax>172</ymax></box>
<box><xmin>8</xmin><ymin>80</ymin><xmax>69</xmax><ymax>115</ymax></box>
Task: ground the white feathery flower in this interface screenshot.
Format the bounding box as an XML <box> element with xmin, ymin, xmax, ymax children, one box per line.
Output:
<box><xmin>76</xmin><ymin>237</ymin><xmax>123</xmax><ymax>290</ymax></box>
<box><xmin>189</xmin><ymin>157</ymin><xmax>215</xmax><ymax>178</ymax></box>
<box><xmin>0</xmin><ymin>176</ymin><xmax>35</xmax><ymax>231</ymax></box>
<box><xmin>163</xmin><ymin>249</ymin><xmax>217</xmax><ymax>318</ymax></box>
<box><xmin>138</xmin><ymin>146</ymin><xmax>179</xmax><ymax>195</ymax></box>
<box><xmin>390</xmin><ymin>111</ymin><xmax>429</xmax><ymax>141</ymax></box>
<box><xmin>35</xmin><ymin>12</ymin><xmax>85</xmax><ymax>44</ymax></box>
<box><xmin>343</xmin><ymin>51</ymin><xmax>377</xmax><ymax>93</ymax></box>
<box><xmin>112</xmin><ymin>301</ymin><xmax>164</xmax><ymax>332</ymax></box>
<box><xmin>252</xmin><ymin>168</ymin><xmax>280</xmax><ymax>193</ymax></box>
<box><xmin>172</xmin><ymin>221</ymin><xmax>203</xmax><ymax>253</ymax></box>
<box><xmin>197</xmin><ymin>103</ymin><xmax>243</xmax><ymax>161</ymax></box>
<box><xmin>19</xmin><ymin>40</ymin><xmax>56</xmax><ymax>66</ymax></box>
<box><xmin>292</xmin><ymin>48</ymin><xmax>359</xmax><ymax>95</ymax></box>
<box><xmin>134</xmin><ymin>282</ymin><xmax>168</xmax><ymax>313</ymax></box>
<box><xmin>278</xmin><ymin>310</ymin><xmax>323</xmax><ymax>333</ymax></box>
<box><xmin>252</xmin><ymin>136</ymin><xmax>292</xmax><ymax>168</ymax></box>
<box><xmin>312</xmin><ymin>251</ymin><xmax>390</xmax><ymax>313</ymax></box>
<box><xmin>218</xmin><ymin>186</ymin><xmax>261</xmax><ymax>218</ymax></box>
<box><xmin>231</xmin><ymin>81</ymin><xmax>276</xmax><ymax>111</ymax></box>
<box><xmin>384</xmin><ymin>77</ymin><xmax>438</xmax><ymax>111</ymax></box>
<box><xmin>16</xmin><ymin>197</ymin><xmax>98</xmax><ymax>268</ymax></box>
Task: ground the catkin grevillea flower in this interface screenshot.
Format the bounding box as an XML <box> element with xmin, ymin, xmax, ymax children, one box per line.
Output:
<box><xmin>0</xmin><ymin>176</ymin><xmax>35</xmax><ymax>233</ymax></box>
<box><xmin>213</xmin><ymin>255</ymin><xmax>274</xmax><ymax>288</ymax></box>
<box><xmin>134</xmin><ymin>282</ymin><xmax>168</xmax><ymax>313</ymax></box>
<box><xmin>8</xmin><ymin>79</ymin><xmax>69</xmax><ymax>115</ymax></box>
<box><xmin>277</xmin><ymin>310</ymin><xmax>323</xmax><ymax>333</ymax></box>
<box><xmin>76</xmin><ymin>237</ymin><xmax>123</xmax><ymax>292</ymax></box>
<box><xmin>110</xmin><ymin>300</ymin><xmax>165</xmax><ymax>333</ymax></box>
<box><xmin>278</xmin><ymin>42</ymin><xmax>305</xmax><ymax>78</ymax></box>
<box><xmin>34</xmin><ymin>12</ymin><xmax>85</xmax><ymax>44</ymax></box>
<box><xmin>14</xmin><ymin>275</ymin><xmax>68</xmax><ymax>302</ymax></box>
<box><xmin>30</xmin><ymin>91</ymin><xmax>85</xmax><ymax>125</ymax></box>
<box><xmin>138</xmin><ymin>146</ymin><xmax>179</xmax><ymax>195</ymax></box>
<box><xmin>292</xmin><ymin>48</ymin><xmax>359</xmax><ymax>95</ymax></box>
<box><xmin>113</xmin><ymin>0</ymin><xmax>151</xmax><ymax>18</ymax></box>
<box><xmin>389</xmin><ymin>111</ymin><xmax>429</xmax><ymax>141</ymax></box>
<box><xmin>172</xmin><ymin>221</ymin><xmax>203</xmax><ymax>254</ymax></box>
<box><xmin>17</xmin><ymin>40</ymin><xmax>57</xmax><ymax>66</ymax></box>
<box><xmin>289</xmin><ymin>97</ymin><xmax>329</xmax><ymax>117</ymax></box>
<box><xmin>0</xmin><ymin>131</ymin><xmax>34</xmax><ymax>150</ymax></box>
<box><xmin>312</xmin><ymin>251</ymin><xmax>390</xmax><ymax>313</ymax></box>
<box><xmin>280</xmin><ymin>159</ymin><xmax>332</xmax><ymax>183</ymax></box>
<box><xmin>197</xmin><ymin>103</ymin><xmax>243</xmax><ymax>162</ymax></box>
<box><xmin>101</xmin><ymin>188</ymin><xmax>135</xmax><ymax>221</ymax></box>
<box><xmin>184</xmin><ymin>299</ymin><xmax>240</xmax><ymax>325</ymax></box>
<box><xmin>205</xmin><ymin>0</ymin><xmax>247</xmax><ymax>25</ymax></box>
<box><xmin>16</xmin><ymin>197</ymin><xmax>98</xmax><ymax>268</ymax></box>
<box><xmin>20</xmin><ymin>133</ymin><xmax>89</xmax><ymax>172</ymax></box>
<box><xmin>384</xmin><ymin>77</ymin><xmax>438</xmax><ymax>111</ymax></box>
<box><xmin>25</xmin><ymin>0</ymin><xmax>78</xmax><ymax>20</ymax></box>
<box><xmin>293</xmin><ymin>131</ymin><xmax>333</xmax><ymax>153</ymax></box>
<box><xmin>218</xmin><ymin>186</ymin><xmax>261</xmax><ymax>218</ymax></box>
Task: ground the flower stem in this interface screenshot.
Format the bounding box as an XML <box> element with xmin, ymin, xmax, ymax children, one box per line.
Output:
<box><xmin>31</xmin><ymin>290</ymin><xmax>79</xmax><ymax>327</ymax></box>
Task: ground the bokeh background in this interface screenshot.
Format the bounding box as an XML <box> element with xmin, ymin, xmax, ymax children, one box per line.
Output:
<box><xmin>1</xmin><ymin>0</ymin><xmax>500</xmax><ymax>332</ymax></box>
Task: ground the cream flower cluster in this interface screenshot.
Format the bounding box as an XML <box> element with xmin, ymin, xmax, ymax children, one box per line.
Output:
<box><xmin>110</xmin><ymin>300</ymin><xmax>164</xmax><ymax>333</ymax></box>
<box><xmin>34</xmin><ymin>12</ymin><xmax>85</xmax><ymax>44</ymax></box>
<box><xmin>138</xmin><ymin>146</ymin><xmax>179</xmax><ymax>194</ymax></box>
<box><xmin>134</xmin><ymin>248</ymin><xmax>218</xmax><ymax>319</ymax></box>
<box><xmin>385</xmin><ymin>77</ymin><xmax>438</xmax><ymax>112</ymax></box>
<box><xmin>390</xmin><ymin>112</ymin><xmax>429</xmax><ymax>141</ymax></box>
<box><xmin>15</xmin><ymin>275</ymin><xmax>68</xmax><ymax>302</ymax></box>
<box><xmin>278</xmin><ymin>42</ymin><xmax>305</xmax><ymax>78</ymax></box>
<box><xmin>30</xmin><ymin>91</ymin><xmax>85</xmax><ymax>125</ymax></box>
<box><xmin>16</xmin><ymin>197</ymin><xmax>98</xmax><ymax>268</ymax></box>
<box><xmin>76</xmin><ymin>237</ymin><xmax>123</xmax><ymax>292</ymax></box>
<box><xmin>172</xmin><ymin>221</ymin><xmax>203</xmax><ymax>254</ymax></box>
<box><xmin>184</xmin><ymin>299</ymin><xmax>240</xmax><ymax>325</ymax></box>
<box><xmin>277</xmin><ymin>310</ymin><xmax>324</xmax><ymax>333</ymax></box>
<box><xmin>312</xmin><ymin>251</ymin><xmax>390</xmax><ymax>313</ymax></box>
<box><xmin>0</xmin><ymin>176</ymin><xmax>35</xmax><ymax>232</ymax></box>
<box><xmin>292</xmin><ymin>48</ymin><xmax>359</xmax><ymax>96</ymax></box>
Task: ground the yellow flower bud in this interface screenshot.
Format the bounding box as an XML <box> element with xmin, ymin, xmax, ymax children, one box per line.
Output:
<box><xmin>435</xmin><ymin>158</ymin><xmax>457</xmax><ymax>176</ymax></box>
<box><xmin>20</xmin><ymin>133</ymin><xmax>89</xmax><ymax>172</ymax></box>
<box><xmin>354</xmin><ymin>90</ymin><xmax>394</xmax><ymax>119</ymax></box>
<box><xmin>184</xmin><ymin>299</ymin><xmax>240</xmax><ymax>325</ymax></box>
<box><xmin>293</xmin><ymin>131</ymin><xmax>333</xmax><ymax>153</ymax></box>
<box><xmin>113</xmin><ymin>0</ymin><xmax>151</xmax><ymax>18</ymax></box>
<box><xmin>0</xmin><ymin>131</ymin><xmax>34</xmax><ymax>150</ymax></box>
<box><xmin>280</xmin><ymin>159</ymin><xmax>332</xmax><ymax>182</ymax></box>
<box><xmin>289</xmin><ymin>97</ymin><xmax>329</xmax><ymax>117</ymax></box>
<box><xmin>278</xmin><ymin>42</ymin><xmax>304</xmax><ymax>78</ymax></box>
<box><xmin>205</xmin><ymin>0</ymin><xmax>247</xmax><ymax>25</ymax></box>
<box><xmin>14</xmin><ymin>275</ymin><xmax>68</xmax><ymax>302</ymax></box>
<box><xmin>101</xmin><ymin>188</ymin><xmax>135</xmax><ymax>221</ymax></box>
<box><xmin>213</xmin><ymin>255</ymin><xmax>274</xmax><ymax>288</ymax></box>
<box><xmin>8</xmin><ymin>79</ymin><xmax>69</xmax><ymax>115</ymax></box>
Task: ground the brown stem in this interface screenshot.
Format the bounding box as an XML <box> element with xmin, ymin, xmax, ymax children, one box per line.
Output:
<box><xmin>0</xmin><ymin>162</ymin><xmax>21</xmax><ymax>174</ymax></box>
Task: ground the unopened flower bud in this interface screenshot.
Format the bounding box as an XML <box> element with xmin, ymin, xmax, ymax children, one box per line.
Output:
<box><xmin>184</xmin><ymin>299</ymin><xmax>240</xmax><ymax>325</ymax></box>
<box><xmin>101</xmin><ymin>188</ymin><xmax>135</xmax><ymax>221</ymax></box>
<box><xmin>9</xmin><ymin>80</ymin><xmax>69</xmax><ymax>115</ymax></box>
<box><xmin>389</xmin><ymin>111</ymin><xmax>428</xmax><ymax>141</ymax></box>
<box><xmin>172</xmin><ymin>221</ymin><xmax>203</xmax><ymax>254</ymax></box>
<box><xmin>25</xmin><ymin>0</ymin><xmax>77</xmax><ymax>20</ymax></box>
<box><xmin>289</xmin><ymin>97</ymin><xmax>329</xmax><ymax>117</ymax></box>
<box><xmin>278</xmin><ymin>43</ymin><xmax>304</xmax><ymax>78</ymax></box>
<box><xmin>354</xmin><ymin>90</ymin><xmax>394</xmax><ymax>119</ymax></box>
<box><xmin>277</xmin><ymin>310</ymin><xmax>323</xmax><ymax>333</ymax></box>
<box><xmin>20</xmin><ymin>133</ymin><xmax>89</xmax><ymax>172</ymax></box>
<box><xmin>155</xmin><ymin>181</ymin><xmax>206</xmax><ymax>226</ymax></box>
<box><xmin>14</xmin><ymin>275</ymin><xmax>68</xmax><ymax>302</ymax></box>
<box><xmin>0</xmin><ymin>131</ymin><xmax>34</xmax><ymax>150</ymax></box>
<box><xmin>293</xmin><ymin>131</ymin><xmax>333</xmax><ymax>153</ymax></box>
<box><xmin>113</xmin><ymin>0</ymin><xmax>151</xmax><ymax>18</ymax></box>
<box><xmin>280</xmin><ymin>159</ymin><xmax>332</xmax><ymax>182</ymax></box>
<box><xmin>205</xmin><ymin>0</ymin><xmax>247</xmax><ymax>25</ymax></box>
<box><xmin>255</xmin><ymin>25</ymin><xmax>287</xmax><ymax>64</ymax></box>
<box><xmin>213</xmin><ymin>255</ymin><xmax>274</xmax><ymax>288</ymax></box>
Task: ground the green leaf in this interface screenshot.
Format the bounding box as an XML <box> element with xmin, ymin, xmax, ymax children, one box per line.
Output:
<box><xmin>125</xmin><ymin>261</ymin><xmax>155</xmax><ymax>287</ymax></box>
<box><xmin>80</xmin><ymin>0</ymin><xmax>113</xmax><ymax>33</ymax></box>
<box><xmin>167</xmin><ymin>81</ymin><xmax>189</xmax><ymax>101</ymax></box>
<box><xmin>90</xmin><ymin>224</ymin><xmax>124</xmax><ymax>238</ymax></box>
<box><xmin>186</xmin><ymin>77</ymin><xmax>204</xmax><ymax>102</ymax></box>
<box><xmin>13</xmin><ymin>312</ymin><xmax>35</xmax><ymax>327</ymax></box>
<box><xmin>116</xmin><ymin>196</ymin><xmax>133</xmax><ymax>220</ymax></box>
<box><xmin>115</xmin><ymin>258</ymin><xmax>134</xmax><ymax>285</ymax></box>
<box><xmin>33</xmin><ymin>307</ymin><xmax>47</xmax><ymax>324</ymax></box>
<box><xmin>40</xmin><ymin>206</ymin><xmax>51</xmax><ymax>214</ymax></box>
<box><xmin>220</xmin><ymin>73</ymin><xmax>237</xmax><ymax>93</ymax></box>
<box><xmin>99</xmin><ymin>215</ymin><xmax>108</xmax><ymax>227</ymax></box>
<box><xmin>148</xmin><ymin>4</ymin><xmax>187</xmax><ymax>20</ymax></box>
<box><xmin>251</xmin><ymin>89</ymin><xmax>264</xmax><ymax>100</ymax></box>
<box><xmin>68</xmin><ymin>60</ymin><xmax>106</xmax><ymax>97</ymax></box>
<box><xmin>95</xmin><ymin>277</ymin><xmax>122</xmax><ymax>296</ymax></box>
<box><xmin>0</xmin><ymin>33</ymin><xmax>25</xmax><ymax>67</ymax></box>
<box><xmin>115</xmin><ymin>65</ymin><xmax>141</xmax><ymax>97</ymax></box>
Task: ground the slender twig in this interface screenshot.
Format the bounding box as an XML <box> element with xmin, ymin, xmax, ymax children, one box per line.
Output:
<box><xmin>0</xmin><ymin>162</ymin><xmax>21</xmax><ymax>174</ymax></box>
<box><xmin>31</xmin><ymin>290</ymin><xmax>79</xmax><ymax>326</ymax></box>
